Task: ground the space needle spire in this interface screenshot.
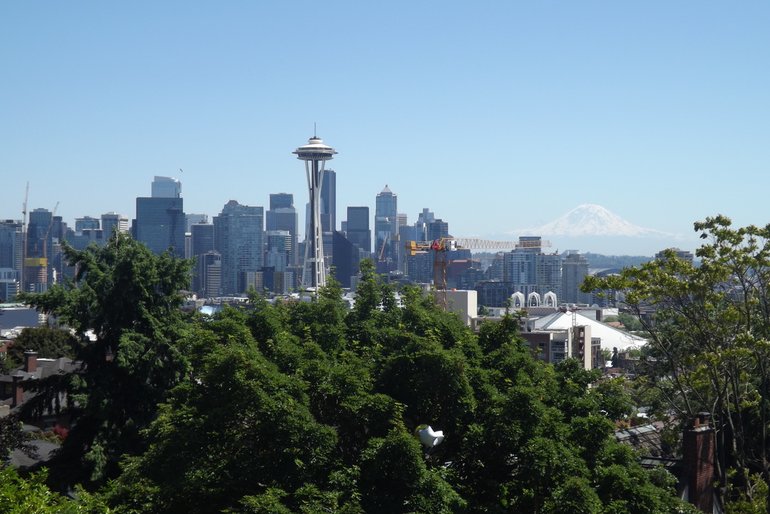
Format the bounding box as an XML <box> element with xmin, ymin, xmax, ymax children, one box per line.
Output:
<box><xmin>293</xmin><ymin>134</ymin><xmax>337</xmax><ymax>291</ymax></box>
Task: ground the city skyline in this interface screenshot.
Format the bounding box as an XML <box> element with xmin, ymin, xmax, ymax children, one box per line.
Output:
<box><xmin>3</xmin><ymin>2</ymin><xmax>770</xmax><ymax>255</ymax></box>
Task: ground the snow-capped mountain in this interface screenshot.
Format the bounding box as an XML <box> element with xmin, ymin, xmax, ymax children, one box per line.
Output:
<box><xmin>521</xmin><ymin>204</ymin><xmax>671</xmax><ymax>237</ymax></box>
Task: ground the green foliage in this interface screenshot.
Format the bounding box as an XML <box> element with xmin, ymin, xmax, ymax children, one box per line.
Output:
<box><xmin>5</xmin><ymin>326</ymin><xmax>77</xmax><ymax>369</ymax></box>
<box><xmin>19</xmin><ymin>232</ymin><xmax>192</xmax><ymax>486</ymax></box>
<box><xmin>585</xmin><ymin>216</ymin><xmax>770</xmax><ymax>505</ymax></box>
<box><xmin>542</xmin><ymin>476</ymin><xmax>602</xmax><ymax>514</ymax></box>
<box><xmin>0</xmin><ymin>413</ymin><xmax>30</xmax><ymax>462</ymax></box>
<box><xmin>0</xmin><ymin>467</ymin><xmax>110</xmax><ymax>513</ymax></box>
<box><xmin>109</xmin><ymin>340</ymin><xmax>337</xmax><ymax>514</ymax></box>
<box><xmin>725</xmin><ymin>470</ymin><xmax>770</xmax><ymax>514</ymax></box>
<box><xmin>359</xmin><ymin>429</ymin><xmax>465</xmax><ymax>514</ymax></box>
<box><xmin>15</xmin><ymin>246</ymin><xmax>691</xmax><ymax>512</ymax></box>
<box><xmin>604</xmin><ymin>313</ymin><xmax>644</xmax><ymax>332</ymax></box>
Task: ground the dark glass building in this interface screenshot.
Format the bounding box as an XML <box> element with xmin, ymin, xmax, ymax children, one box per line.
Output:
<box><xmin>345</xmin><ymin>206</ymin><xmax>371</xmax><ymax>254</ymax></box>
<box><xmin>134</xmin><ymin>197</ymin><xmax>186</xmax><ymax>257</ymax></box>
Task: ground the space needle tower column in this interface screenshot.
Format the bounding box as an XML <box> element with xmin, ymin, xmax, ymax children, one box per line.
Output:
<box><xmin>294</xmin><ymin>135</ymin><xmax>337</xmax><ymax>291</ymax></box>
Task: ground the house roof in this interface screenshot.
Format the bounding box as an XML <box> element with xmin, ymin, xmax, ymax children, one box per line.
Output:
<box><xmin>533</xmin><ymin>311</ymin><xmax>646</xmax><ymax>350</ymax></box>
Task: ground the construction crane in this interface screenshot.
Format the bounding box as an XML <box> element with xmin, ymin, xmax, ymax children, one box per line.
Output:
<box><xmin>378</xmin><ymin>233</ymin><xmax>389</xmax><ymax>262</ymax></box>
<box><xmin>406</xmin><ymin>236</ymin><xmax>553</xmax><ymax>294</ymax></box>
<box><xmin>20</xmin><ymin>183</ymin><xmax>29</xmax><ymax>293</ymax></box>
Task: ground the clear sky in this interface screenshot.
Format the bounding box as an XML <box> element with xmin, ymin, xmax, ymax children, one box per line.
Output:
<box><xmin>2</xmin><ymin>2</ymin><xmax>769</xmax><ymax>255</ymax></box>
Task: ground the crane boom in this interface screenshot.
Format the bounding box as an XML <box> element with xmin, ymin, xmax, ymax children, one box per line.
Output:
<box><xmin>405</xmin><ymin>236</ymin><xmax>553</xmax><ymax>297</ymax></box>
<box><xmin>407</xmin><ymin>236</ymin><xmax>551</xmax><ymax>255</ymax></box>
<box><xmin>20</xmin><ymin>182</ymin><xmax>29</xmax><ymax>293</ymax></box>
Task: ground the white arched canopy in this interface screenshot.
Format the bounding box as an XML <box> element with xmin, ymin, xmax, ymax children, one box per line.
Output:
<box><xmin>511</xmin><ymin>292</ymin><xmax>525</xmax><ymax>308</ymax></box>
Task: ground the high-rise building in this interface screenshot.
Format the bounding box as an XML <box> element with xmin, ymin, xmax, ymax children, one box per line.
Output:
<box><xmin>190</xmin><ymin>223</ymin><xmax>215</xmax><ymax>258</ymax></box>
<box><xmin>265</xmin><ymin>230</ymin><xmax>291</xmax><ymax>272</ymax></box>
<box><xmin>195</xmin><ymin>251</ymin><xmax>222</xmax><ymax>298</ymax></box>
<box><xmin>0</xmin><ymin>268</ymin><xmax>19</xmax><ymax>302</ymax></box>
<box><xmin>0</xmin><ymin>220</ymin><xmax>22</xmax><ymax>299</ymax></box>
<box><xmin>101</xmin><ymin>212</ymin><xmax>129</xmax><ymax>237</ymax></box>
<box><xmin>374</xmin><ymin>185</ymin><xmax>398</xmax><ymax>269</ymax></box>
<box><xmin>27</xmin><ymin>208</ymin><xmax>52</xmax><ymax>259</ymax></box>
<box><xmin>503</xmin><ymin>237</ymin><xmax>562</xmax><ymax>303</ymax></box>
<box><xmin>189</xmin><ymin>223</ymin><xmax>216</xmax><ymax>293</ymax></box>
<box><xmin>152</xmin><ymin>176</ymin><xmax>181</xmax><ymax>198</ymax></box>
<box><xmin>266</xmin><ymin>193</ymin><xmax>299</xmax><ymax>267</ymax></box>
<box><xmin>185</xmin><ymin>214</ymin><xmax>208</xmax><ymax>232</ymax></box>
<box><xmin>0</xmin><ymin>220</ymin><xmax>22</xmax><ymax>274</ymax></box>
<box><xmin>427</xmin><ymin>219</ymin><xmax>449</xmax><ymax>242</ymax></box>
<box><xmin>537</xmin><ymin>253</ymin><xmax>562</xmax><ymax>301</ymax></box>
<box><xmin>68</xmin><ymin>227</ymin><xmax>105</xmax><ymax>251</ymax></box>
<box><xmin>561</xmin><ymin>251</ymin><xmax>591</xmax><ymax>305</ymax></box>
<box><xmin>134</xmin><ymin>197</ymin><xmax>185</xmax><ymax>257</ymax></box>
<box><xmin>270</xmin><ymin>193</ymin><xmax>294</xmax><ymax>210</ymax></box>
<box><xmin>345</xmin><ymin>207</ymin><xmax>371</xmax><ymax>254</ymax></box>
<box><xmin>321</xmin><ymin>169</ymin><xmax>336</xmax><ymax>233</ymax></box>
<box><xmin>24</xmin><ymin>208</ymin><xmax>54</xmax><ymax>291</ymax></box>
<box><xmin>213</xmin><ymin>200</ymin><xmax>264</xmax><ymax>295</ymax></box>
<box><xmin>332</xmin><ymin>230</ymin><xmax>359</xmax><ymax>288</ymax></box>
<box><xmin>75</xmin><ymin>216</ymin><xmax>100</xmax><ymax>232</ymax></box>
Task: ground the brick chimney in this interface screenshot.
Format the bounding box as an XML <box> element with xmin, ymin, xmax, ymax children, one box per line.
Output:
<box><xmin>24</xmin><ymin>349</ymin><xmax>38</xmax><ymax>373</ymax></box>
<box><xmin>683</xmin><ymin>412</ymin><xmax>715</xmax><ymax>512</ymax></box>
<box><xmin>11</xmin><ymin>372</ymin><xmax>24</xmax><ymax>407</ymax></box>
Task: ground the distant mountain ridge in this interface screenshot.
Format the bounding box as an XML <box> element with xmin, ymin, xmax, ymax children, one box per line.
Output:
<box><xmin>583</xmin><ymin>253</ymin><xmax>651</xmax><ymax>269</ymax></box>
<box><xmin>520</xmin><ymin>204</ymin><xmax>671</xmax><ymax>237</ymax></box>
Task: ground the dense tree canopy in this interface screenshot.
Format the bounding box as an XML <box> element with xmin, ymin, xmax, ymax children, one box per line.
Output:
<box><xmin>6</xmin><ymin>245</ymin><xmax>694</xmax><ymax>512</ymax></box>
<box><xmin>18</xmin><ymin>232</ymin><xmax>192</xmax><ymax>485</ymax></box>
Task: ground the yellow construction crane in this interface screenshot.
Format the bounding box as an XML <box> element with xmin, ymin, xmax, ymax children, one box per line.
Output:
<box><xmin>406</xmin><ymin>236</ymin><xmax>552</xmax><ymax>292</ymax></box>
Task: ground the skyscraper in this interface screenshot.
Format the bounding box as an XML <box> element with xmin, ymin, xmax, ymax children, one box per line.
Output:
<box><xmin>152</xmin><ymin>176</ymin><xmax>182</xmax><ymax>198</ymax></box>
<box><xmin>191</xmin><ymin>223</ymin><xmax>215</xmax><ymax>258</ymax></box>
<box><xmin>321</xmin><ymin>169</ymin><xmax>336</xmax><ymax>233</ymax></box>
<box><xmin>134</xmin><ymin>196</ymin><xmax>185</xmax><ymax>257</ymax></box>
<box><xmin>503</xmin><ymin>237</ymin><xmax>562</xmax><ymax>302</ymax></box>
<box><xmin>190</xmin><ymin>223</ymin><xmax>216</xmax><ymax>295</ymax></box>
<box><xmin>332</xmin><ymin>230</ymin><xmax>358</xmax><ymax>288</ymax></box>
<box><xmin>196</xmin><ymin>251</ymin><xmax>222</xmax><ymax>298</ymax></box>
<box><xmin>0</xmin><ymin>219</ymin><xmax>22</xmax><ymax>300</ymax></box>
<box><xmin>345</xmin><ymin>206</ymin><xmax>371</xmax><ymax>254</ymax></box>
<box><xmin>101</xmin><ymin>212</ymin><xmax>129</xmax><ymax>237</ymax></box>
<box><xmin>265</xmin><ymin>230</ymin><xmax>291</xmax><ymax>272</ymax></box>
<box><xmin>414</xmin><ymin>208</ymin><xmax>435</xmax><ymax>242</ymax></box>
<box><xmin>75</xmin><ymin>216</ymin><xmax>100</xmax><ymax>232</ymax></box>
<box><xmin>185</xmin><ymin>214</ymin><xmax>208</xmax><ymax>232</ymax></box>
<box><xmin>213</xmin><ymin>200</ymin><xmax>264</xmax><ymax>295</ymax></box>
<box><xmin>0</xmin><ymin>220</ymin><xmax>22</xmax><ymax>272</ymax></box>
<box><xmin>374</xmin><ymin>185</ymin><xmax>397</xmax><ymax>268</ymax></box>
<box><xmin>266</xmin><ymin>193</ymin><xmax>299</xmax><ymax>267</ymax></box>
<box><xmin>427</xmin><ymin>219</ymin><xmax>449</xmax><ymax>242</ymax></box>
<box><xmin>26</xmin><ymin>208</ymin><xmax>52</xmax><ymax>259</ymax></box>
<box><xmin>562</xmin><ymin>251</ymin><xmax>592</xmax><ymax>305</ymax></box>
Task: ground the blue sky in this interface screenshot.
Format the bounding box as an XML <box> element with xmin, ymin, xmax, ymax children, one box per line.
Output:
<box><xmin>2</xmin><ymin>2</ymin><xmax>769</xmax><ymax>254</ymax></box>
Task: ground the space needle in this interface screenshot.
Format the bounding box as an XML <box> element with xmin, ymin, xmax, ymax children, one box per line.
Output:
<box><xmin>294</xmin><ymin>133</ymin><xmax>337</xmax><ymax>291</ymax></box>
